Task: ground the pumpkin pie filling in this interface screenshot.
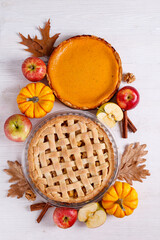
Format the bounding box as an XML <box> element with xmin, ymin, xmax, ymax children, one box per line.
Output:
<box><xmin>47</xmin><ymin>35</ymin><xmax>122</xmax><ymax>109</ymax></box>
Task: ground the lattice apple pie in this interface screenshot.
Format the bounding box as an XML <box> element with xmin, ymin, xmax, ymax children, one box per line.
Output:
<box><xmin>28</xmin><ymin>115</ymin><xmax>115</xmax><ymax>203</ymax></box>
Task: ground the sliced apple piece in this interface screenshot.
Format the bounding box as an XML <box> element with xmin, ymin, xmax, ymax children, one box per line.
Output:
<box><xmin>86</xmin><ymin>208</ymin><xmax>107</xmax><ymax>228</ymax></box>
<box><xmin>78</xmin><ymin>202</ymin><xmax>99</xmax><ymax>222</ymax></box>
<box><xmin>78</xmin><ymin>202</ymin><xmax>107</xmax><ymax>228</ymax></box>
<box><xmin>104</xmin><ymin>103</ymin><xmax>123</xmax><ymax>121</ymax></box>
<box><xmin>97</xmin><ymin>112</ymin><xmax>116</xmax><ymax>128</ymax></box>
<box><xmin>96</xmin><ymin>102</ymin><xmax>123</xmax><ymax>128</ymax></box>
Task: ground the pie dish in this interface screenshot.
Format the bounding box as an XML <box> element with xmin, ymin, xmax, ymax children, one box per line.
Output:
<box><xmin>28</xmin><ymin>114</ymin><xmax>115</xmax><ymax>203</ymax></box>
<box><xmin>47</xmin><ymin>35</ymin><xmax>122</xmax><ymax>109</ymax></box>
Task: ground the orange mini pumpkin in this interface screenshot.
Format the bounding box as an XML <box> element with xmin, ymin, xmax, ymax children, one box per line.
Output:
<box><xmin>17</xmin><ymin>82</ymin><xmax>55</xmax><ymax>118</ymax></box>
<box><xmin>102</xmin><ymin>181</ymin><xmax>138</xmax><ymax>218</ymax></box>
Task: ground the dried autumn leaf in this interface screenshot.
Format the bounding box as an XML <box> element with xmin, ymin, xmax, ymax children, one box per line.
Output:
<box><xmin>19</xmin><ymin>33</ymin><xmax>42</xmax><ymax>57</ymax></box>
<box><xmin>19</xmin><ymin>19</ymin><xmax>60</xmax><ymax>57</ymax></box>
<box><xmin>117</xmin><ymin>143</ymin><xmax>150</xmax><ymax>185</ymax></box>
<box><xmin>4</xmin><ymin>161</ymin><xmax>36</xmax><ymax>200</ymax></box>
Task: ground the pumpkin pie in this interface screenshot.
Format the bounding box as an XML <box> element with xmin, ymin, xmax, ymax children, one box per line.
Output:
<box><xmin>28</xmin><ymin>115</ymin><xmax>115</xmax><ymax>203</ymax></box>
<box><xmin>47</xmin><ymin>35</ymin><xmax>122</xmax><ymax>109</ymax></box>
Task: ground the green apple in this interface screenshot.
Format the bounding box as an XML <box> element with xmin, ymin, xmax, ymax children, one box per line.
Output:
<box><xmin>96</xmin><ymin>102</ymin><xmax>123</xmax><ymax>128</ymax></box>
<box><xmin>78</xmin><ymin>202</ymin><xmax>107</xmax><ymax>228</ymax></box>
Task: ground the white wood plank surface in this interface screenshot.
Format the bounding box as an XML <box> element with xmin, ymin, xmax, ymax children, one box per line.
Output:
<box><xmin>0</xmin><ymin>0</ymin><xmax>160</xmax><ymax>239</ymax></box>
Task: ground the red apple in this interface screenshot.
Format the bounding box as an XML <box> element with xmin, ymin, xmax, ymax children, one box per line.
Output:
<box><xmin>22</xmin><ymin>57</ymin><xmax>46</xmax><ymax>82</ymax></box>
<box><xmin>53</xmin><ymin>207</ymin><xmax>77</xmax><ymax>229</ymax></box>
<box><xmin>4</xmin><ymin>114</ymin><xmax>32</xmax><ymax>142</ymax></box>
<box><xmin>116</xmin><ymin>86</ymin><xmax>140</xmax><ymax>110</ymax></box>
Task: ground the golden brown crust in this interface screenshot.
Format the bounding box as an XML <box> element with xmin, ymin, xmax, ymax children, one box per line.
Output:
<box><xmin>28</xmin><ymin>115</ymin><xmax>115</xmax><ymax>203</ymax></box>
<box><xmin>47</xmin><ymin>35</ymin><xmax>122</xmax><ymax>110</ymax></box>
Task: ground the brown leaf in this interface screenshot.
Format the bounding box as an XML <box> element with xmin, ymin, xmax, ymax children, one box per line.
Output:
<box><xmin>7</xmin><ymin>182</ymin><xmax>29</xmax><ymax>199</ymax></box>
<box><xmin>4</xmin><ymin>161</ymin><xmax>25</xmax><ymax>183</ymax></box>
<box><xmin>19</xmin><ymin>33</ymin><xmax>42</xmax><ymax>57</ymax></box>
<box><xmin>117</xmin><ymin>143</ymin><xmax>150</xmax><ymax>185</ymax></box>
<box><xmin>4</xmin><ymin>161</ymin><xmax>36</xmax><ymax>200</ymax></box>
<box><xmin>19</xmin><ymin>19</ymin><xmax>60</xmax><ymax>57</ymax></box>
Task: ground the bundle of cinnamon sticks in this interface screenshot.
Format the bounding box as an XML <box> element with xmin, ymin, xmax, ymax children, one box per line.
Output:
<box><xmin>122</xmin><ymin>111</ymin><xmax>137</xmax><ymax>138</ymax></box>
<box><xmin>30</xmin><ymin>202</ymin><xmax>52</xmax><ymax>223</ymax></box>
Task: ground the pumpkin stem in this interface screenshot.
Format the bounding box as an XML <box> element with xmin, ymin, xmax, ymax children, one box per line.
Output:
<box><xmin>116</xmin><ymin>199</ymin><xmax>125</xmax><ymax>211</ymax></box>
<box><xmin>27</xmin><ymin>96</ymin><xmax>39</xmax><ymax>103</ymax></box>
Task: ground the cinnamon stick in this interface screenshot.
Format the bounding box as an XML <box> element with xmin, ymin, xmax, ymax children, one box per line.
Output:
<box><xmin>127</xmin><ymin>117</ymin><xmax>137</xmax><ymax>133</ymax></box>
<box><xmin>30</xmin><ymin>202</ymin><xmax>51</xmax><ymax>211</ymax></box>
<box><xmin>122</xmin><ymin>111</ymin><xmax>128</xmax><ymax>138</ymax></box>
<box><xmin>36</xmin><ymin>202</ymin><xmax>51</xmax><ymax>223</ymax></box>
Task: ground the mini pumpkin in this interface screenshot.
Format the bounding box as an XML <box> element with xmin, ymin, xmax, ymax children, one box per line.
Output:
<box><xmin>17</xmin><ymin>82</ymin><xmax>55</xmax><ymax>118</ymax></box>
<box><xmin>102</xmin><ymin>181</ymin><xmax>138</xmax><ymax>218</ymax></box>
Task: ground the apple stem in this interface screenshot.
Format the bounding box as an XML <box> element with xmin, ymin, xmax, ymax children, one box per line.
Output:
<box><xmin>14</xmin><ymin>122</ymin><xmax>19</xmax><ymax>129</ymax></box>
<box><xmin>63</xmin><ymin>216</ymin><xmax>69</xmax><ymax>222</ymax></box>
<box><xmin>29</xmin><ymin>64</ymin><xmax>35</xmax><ymax>70</ymax></box>
<box><xmin>27</xmin><ymin>97</ymin><xmax>39</xmax><ymax>103</ymax></box>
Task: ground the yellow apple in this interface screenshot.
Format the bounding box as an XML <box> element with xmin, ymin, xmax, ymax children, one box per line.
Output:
<box><xmin>78</xmin><ymin>202</ymin><xmax>107</xmax><ymax>228</ymax></box>
<box><xmin>96</xmin><ymin>102</ymin><xmax>123</xmax><ymax>128</ymax></box>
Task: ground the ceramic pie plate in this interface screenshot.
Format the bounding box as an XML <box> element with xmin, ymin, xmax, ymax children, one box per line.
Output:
<box><xmin>47</xmin><ymin>35</ymin><xmax>122</xmax><ymax>110</ymax></box>
<box><xmin>22</xmin><ymin>110</ymin><xmax>119</xmax><ymax>209</ymax></box>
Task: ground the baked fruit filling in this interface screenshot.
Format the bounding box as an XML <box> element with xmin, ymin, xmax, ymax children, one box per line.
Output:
<box><xmin>44</xmin><ymin>125</ymin><xmax>109</xmax><ymax>198</ymax></box>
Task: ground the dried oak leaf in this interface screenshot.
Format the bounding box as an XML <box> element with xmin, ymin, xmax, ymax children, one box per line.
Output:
<box><xmin>117</xmin><ymin>143</ymin><xmax>150</xmax><ymax>185</ymax></box>
<box><xmin>4</xmin><ymin>161</ymin><xmax>36</xmax><ymax>200</ymax></box>
<box><xmin>19</xmin><ymin>19</ymin><xmax>60</xmax><ymax>57</ymax></box>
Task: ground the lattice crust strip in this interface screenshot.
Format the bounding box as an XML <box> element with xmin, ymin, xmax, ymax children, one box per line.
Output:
<box><xmin>30</xmin><ymin>117</ymin><xmax>111</xmax><ymax>201</ymax></box>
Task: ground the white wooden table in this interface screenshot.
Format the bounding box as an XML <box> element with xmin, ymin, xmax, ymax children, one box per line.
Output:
<box><xmin>0</xmin><ymin>0</ymin><xmax>160</xmax><ymax>239</ymax></box>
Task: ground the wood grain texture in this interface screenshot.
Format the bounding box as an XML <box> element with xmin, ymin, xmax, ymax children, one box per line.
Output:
<box><xmin>0</xmin><ymin>0</ymin><xmax>160</xmax><ymax>239</ymax></box>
